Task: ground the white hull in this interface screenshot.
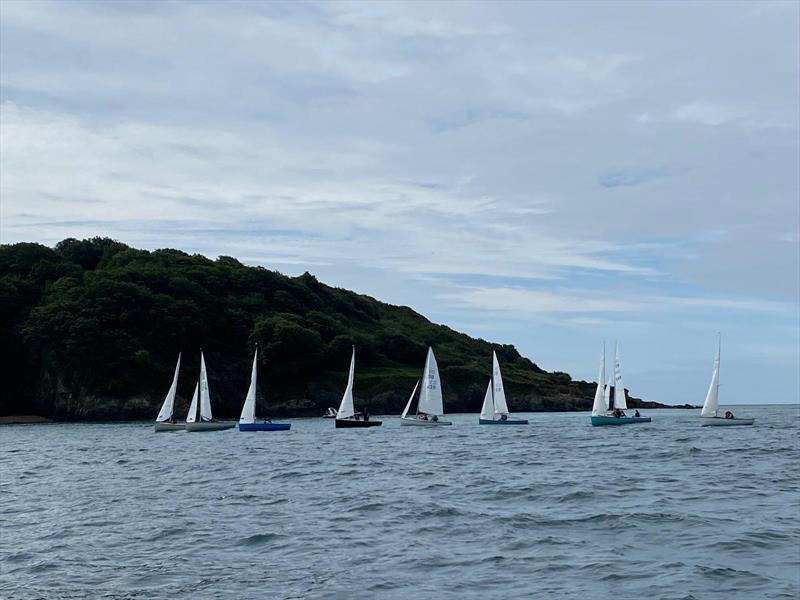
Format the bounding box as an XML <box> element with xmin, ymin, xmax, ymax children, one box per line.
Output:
<box><xmin>154</xmin><ymin>421</ymin><xmax>185</xmax><ymax>432</ymax></box>
<box><xmin>400</xmin><ymin>416</ymin><xmax>452</xmax><ymax>426</ymax></box>
<box><xmin>185</xmin><ymin>420</ymin><xmax>237</xmax><ymax>432</ymax></box>
<box><xmin>700</xmin><ymin>417</ymin><xmax>755</xmax><ymax>427</ymax></box>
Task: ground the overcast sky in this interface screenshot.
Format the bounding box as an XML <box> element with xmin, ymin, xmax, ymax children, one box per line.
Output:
<box><xmin>1</xmin><ymin>0</ymin><xmax>798</xmax><ymax>404</ymax></box>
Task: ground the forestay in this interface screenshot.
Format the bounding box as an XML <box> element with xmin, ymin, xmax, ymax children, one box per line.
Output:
<box><xmin>156</xmin><ymin>353</ymin><xmax>181</xmax><ymax>422</ymax></box>
<box><xmin>591</xmin><ymin>343</ymin><xmax>606</xmax><ymax>416</ymax></box>
<box><xmin>491</xmin><ymin>352</ymin><xmax>510</xmax><ymax>415</ymax></box>
<box><xmin>240</xmin><ymin>348</ymin><xmax>258</xmax><ymax>424</ymax></box>
<box><xmin>701</xmin><ymin>338</ymin><xmax>721</xmax><ymax>417</ymax></box>
<box><xmin>417</xmin><ymin>347</ymin><xmax>444</xmax><ymax>416</ymax></box>
<box><xmin>337</xmin><ymin>346</ymin><xmax>356</xmax><ymax>419</ymax></box>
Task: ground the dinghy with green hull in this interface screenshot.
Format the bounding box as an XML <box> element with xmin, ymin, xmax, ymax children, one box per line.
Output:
<box><xmin>185</xmin><ymin>351</ymin><xmax>236</xmax><ymax>432</ymax></box>
<box><xmin>699</xmin><ymin>336</ymin><xmax>754</xmax><ymax>427</ymax></box>
<box><xmin>590</xmin><ymin>342</ymin><xmax>650</xmax><ymax>426</ymax></box>
<box><xmin>479</xmin><ymin>351</ymin><xmax>528</xmax><ymax>425</ymax></box>
<box><xmin>400</xmin><ymin>347</ymin><xmax>452</xmax><ymax>426</ymax></box>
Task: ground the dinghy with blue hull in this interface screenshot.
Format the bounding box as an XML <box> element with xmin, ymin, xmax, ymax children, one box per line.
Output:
<box><xmin>239</xmin><ymin>422</ymin><xmax>291</xmax><ymax>431</ymax></box>
<box><xmin>698</xmin><ymin>335</ymin><xmax>754</xmax><ymax>427</ymax></box>
<box><xmin>238</xmin><ymin>346</ymin><xmax>291</xmax><ymax>432</ymax></box>
<box><xmin>589</xmin><ymin>341</ymin><xmax>649</xmax><ymax>427</ymax></box>
<box><xmin>334</xmin><ymin>346</ymin><xmax>382</xmax><ymax>429</ymax></box>
<box><xmin>478</xmin><ymin>352</ymin><xmax>529</xmax><ymax>425</ymax></box>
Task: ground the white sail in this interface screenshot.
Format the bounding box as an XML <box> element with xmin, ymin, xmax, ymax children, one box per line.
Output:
<box><xmin>491</xmin><ymin>351</ymin><xmax>510</xmax><ymax>415</ymax></box>
<box><xmin>480</xmin><ymin>380</ymin><xmax>494</xmax><ymax>420</ymax></box>
<box><xmin>199</xmin><ymin>351</ymin><xmax>213</xmax><ymax>421</ymax></box>
<box><xmin>701</xmin><ymin>337</ymin><xmax>721</xmax><ymax>417</ymax></box>
<box><xmin>417</xmin><ymin>347</ymin><xmax>444</xmax><ymax>416</ymax></box>
<box><xmin>336</xmin><ymin>346</ymin><xmax>356</xmax><ymax>419</ymax></box>
<box><xmin>603</xmin><ymin>383</ymin><xmax>611</xmax><ymax>410</ymax></box>
<box><xmin>401</xmin><ymin>380</ymin><xmax>419</xmax><ymax>418</ymax></box>
<box><xmin>240</xmin><ymin>348</ymin><xmax>258</xmax><ymax>424</ymax></box>
<box><xmin>185</xmin><ymin>382</ymin><xmax>199</xmax><ymax>423</ymax></box>
<box><xmin>613</xmin><ymin>341</ymin><xmax>627</xmax><ymax>410</ymax></box>
<box><xmin>591</xmin><ymin>343</ymin><xmax>606</xmax><ymax>416</ymax></box>
<box><xmin>156</xmin><ymin>353</ymin><xmax>181</xmax><ymax>422</ymax></box>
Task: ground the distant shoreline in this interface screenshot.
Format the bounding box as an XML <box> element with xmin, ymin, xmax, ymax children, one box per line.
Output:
<box><xmin>0</xmin><ymin>415</ymin><xmax>54</xmax><ymax>424</ymax></box>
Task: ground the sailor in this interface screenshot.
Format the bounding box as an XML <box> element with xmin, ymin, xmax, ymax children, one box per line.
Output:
<box><xmin>363</xmin><ymin>408</ymin><xmax>370</xmax><ymax>422</ymax></box>
<box><xmin>724</xmin><ymin>410</ymin><xmax>734</xmax><ymax>419</ymax></box>
<box><xmin>634</xmin><ymin>410</ymin><xmax>640</xmax><ymax>418</ymax></box>
<box><xmin>500</xmin><ymin>414</ymin><xmax>508</xmax><ymax>421</ymax></box>
<box><xmin>419</xmin><ymin>413</ymin><xmax>428</xmax><ymax>421</ymax></box>
<box><xmin>432</xmin><ymin>415</ymin><xmax>439</xmax><ymax>422</ymax></box>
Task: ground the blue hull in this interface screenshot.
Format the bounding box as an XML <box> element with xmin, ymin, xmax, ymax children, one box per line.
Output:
<box><xmin>591</xmin><ymin>416</ymin><xmax>651</xmax><ymax>426</ymax></box>
<box><xmin>238</xmin><ymin>422</ymin><xmax>291</xmax><ymax>432</ymax></box>
<box><xmin>479</xmin><ymin>418</ymin><xmax>529</xmax><ymax>425</ymax></box>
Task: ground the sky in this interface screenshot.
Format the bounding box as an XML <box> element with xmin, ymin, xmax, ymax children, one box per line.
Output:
<box><xmin>1</xmin><ymin>0</ymin><xmax>798</xmax><ymax>405</ymax></box>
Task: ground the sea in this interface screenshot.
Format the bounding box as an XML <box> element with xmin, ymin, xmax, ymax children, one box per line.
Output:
<box><xmin>1</xmin><ymin>406</ymin><xmax>798</xmax><ymax>600</ymax></box>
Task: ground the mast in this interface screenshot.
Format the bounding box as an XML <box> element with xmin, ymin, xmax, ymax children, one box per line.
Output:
<box><xmin>196</xmin><ymin>349</ymin><xmax>203</xmax><ymax>422</ymax></box>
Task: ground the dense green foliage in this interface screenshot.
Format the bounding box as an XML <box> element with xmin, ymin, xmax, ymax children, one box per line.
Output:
<box><xmin>0</xmin><ymin>238</ymin><xmax>614</xmax><ymax>420</ymax></box>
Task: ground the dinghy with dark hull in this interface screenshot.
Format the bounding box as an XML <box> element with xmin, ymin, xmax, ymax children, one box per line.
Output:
<box><xmin>478</xmin><ymin>351</ymin><xmax>529</xmax><ymax>425</ymax></box>
<box><xmin>154</xmin><ymin>353</ymin><xmax>184</xmax><ymax>432</ymax></box>
<box><xmin>185</xmin><ymin>351</ymin><xmax>235</xmax><ymax>433</ymax></box>
<box><xmin>590</xmin><ymin>342</ymin><xmax>649</xmax><ymax>427</ymax></box>
<box><xmin>334</xmin><ymin>346</ymin><xmax>382</xmax><ymax>429</ymax></box>
<box><xmin>699</xmin><ymin>336</ymin><xmax>754</xmax><ymax>427</ymax></box>
<box><xmin>400</xmin><ymin>348</ymin><xmax>453</xmax><ymax>426</ymax></box>
<box><xmin>238</xmin><ymin>346</ymin><xmax>290</xmax><ymax>432</ymax></box>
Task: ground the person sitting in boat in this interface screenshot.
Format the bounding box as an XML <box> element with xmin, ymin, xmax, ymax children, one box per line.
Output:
<box><xmin>431</xmin><ymin>415</ymin><xmax>439</xmax><ymax>422</ymax></box>
<box><xmin>419</xmin><ymin>413</ymin><xmax>428</xmax><ymax>421</ymax></box>
<box><xmin>263</xmin><ymin>417</ymin><xmax>272</xmax><ymax>423</ymax></box>
<box><xmin>500</xmin><ymin>414</ymin><xmax>508</xmax><ymax>421</ymax></box>
<box><xmin>612</xmin><ymin>408</ymin><xmax>623</xmax><ymax>418</ymax></box>
<box><xmin>363</xmin><ymin>408</ymin><xmax>370</xmax><ymax>422</ymax></box>
<box><xmin>634</xmin><ymin>410</ymin><xmax>640</xmax><ymax>418</ymax></box>
<box><xmin>724</xmin><ymin>410</ymin><xmax>734</xmax><ymax>419</ymax></box>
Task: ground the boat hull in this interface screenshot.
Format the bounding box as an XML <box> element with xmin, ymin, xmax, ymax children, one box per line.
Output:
<box><xmin>154</xmin><ymin>421</ymin><xmax>185</xmax><ymax>432</ymax></box>
<box><xmin>400</xmin><ymin>417</ymin><xmax>453</xmax><ymax>426</ymax></box>
<box><xmin>335</xmin><ymin>419</ymin><xmax>382</xmax><ymax>428</ymax></box>
<box><xmin>479</xmin><ymin>418</ymin><xmax>529</xmax><ymax>425</ymax></box>
<box><xmin>700</xmin><ymin>417</ymin><xmax>755</xmax><ymax>427</ymax></box>
<box><xmin>185</xmin><ymin>420</ymin><xmax>237</xmax><ymax>432</ymax></box>
<box><xmin>238</xmin><ymin>422</ymin><xmax>291</xmax><ymax>431</ymax></box>
<box><xmin>591</xmin><ymin>415</ymin><xmax>651</xmax><ymax>426</ymax></box>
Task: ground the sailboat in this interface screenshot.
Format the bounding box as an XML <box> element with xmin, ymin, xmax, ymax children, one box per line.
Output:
<box><xmin>335</xmin><ymin>346</ymin><xmax>382</xmax><ymax>428</ymax></box>
<box><xmin>400</xmin><ymin>347</ymin><xmax>452</xmax><ymax>426</ymax></box>
<box><xmin>479</xmin><ymin>352</ymin><xmax>528</xmax><ymax>424</ymax></box>
<box><xmin>700</xmin><ymin>336</ymin><xmax>754</xmax><ymax>426</ymax></box>
<box><xmin>185</xmin><ymin>350</ymin><xmax>236</xmax><ymax>432</ymax></box>
<box><xmin>590</xmin><ymin>341</ymin><xmax>651</xmax><ymax>426</ymax></box>
<box><xmin>154</xmin><ymin>353</ymin><xmax>184</xmax><ymax>431</ymax></box>
<box><xmin>322</xmin><ymin>407</ymin><xmax>338</xmax><ymax>419</ymax></box>
<box><xmin>238</xmin><ymin>347</ymin><xmax>290</xmax><ymax>432</ymax></box>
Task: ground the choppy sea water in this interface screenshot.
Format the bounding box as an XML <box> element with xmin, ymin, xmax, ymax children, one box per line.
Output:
<box><xmin>1</xmin><ymin>406</ymin><xmax>798</xmax><ymax>600</ymax></box>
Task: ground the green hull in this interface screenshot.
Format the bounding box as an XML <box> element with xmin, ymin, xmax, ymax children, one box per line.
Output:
<box><xmin>591</xmin><ymin>415</ymin><xmax>651</xmax><ymax>426</ymax></box>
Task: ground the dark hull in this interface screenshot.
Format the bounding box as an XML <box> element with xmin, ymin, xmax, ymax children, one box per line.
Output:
<box><xmin>335</xmin><ymin>419</ymin><xmax>383</xmax><ymax>428</ymax></box>
<box><xmin>238</xmin><ymin>422</ymin><xmax>291</xmax><ymax>431</ymax></box>
<box><xmin>479</xmin><ymin>418</ymin><xmax>529</xmax><ymax>425</ymax></box>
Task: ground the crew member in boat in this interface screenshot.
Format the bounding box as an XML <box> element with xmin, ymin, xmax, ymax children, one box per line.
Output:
<box><xmin>634</xmin><ymin>410</ymin><xmax>640</xmax><ymax>418</ymax></box>
<box><xmin>612</xmin><ymin>408</ymin><xmax>625</xmax><ymax>418</ymax></box>
<box><xmin>724</xmin><ymin>410</ymin><xmax>734</xmax><ymax>419</ymax></box>
<box><xmin>431</xmin><ymin>415</ymin><xmax>439</xmax><ymax>422</ymax></box>
<box><xmin>419</xmin><ymin>413</ymin><xmax>429</xmax><ymax>421</ymax></box>
<box><xmin>500</xmin><ymin>414</ymin><xmax>508</xmax><ymax>421</ymax></box>
<box><xmin>362</xmin><ymin>408</ymin><xmax>370</xmax><ymax>422</ymax></box>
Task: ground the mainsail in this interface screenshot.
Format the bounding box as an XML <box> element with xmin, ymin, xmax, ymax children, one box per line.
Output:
<box><xmin>417</xmin><ymin>347</ymin><xmax>444</xmax><ymax>416</ymax></box>
<box><xmin>185</xmin><ymin>383</ymin><xmax>200</xmax><ymax>423</ymax></box>
<box><xmin>491</xmin><ymin>352</ymin><xmax>510</xmax><ymax>415</ymax></box>
<box><xmin>336</xmin><ymin>346</ymin><xmax>356</xmax><ymax>419</ymax></box>
<box><xmin>199</xmin><ymin>351</ymin><xmax>213</xmax><ymax>421</ymax></box>
<box><xmin>591</xmin><ymin>343</ymin><xmax>606</xmax><ymax>416</ymax></box>
<box><xmin>701</xmin><ymin>336</ymin><xmax>721</xmax><ymax>417</ymax></box>
<box><xmin>156</xmin><ymin>353</ymin><xmax>181</xmax><ymax>422</ymax></box>
<box><xmin>239</xmin><ymin>347</ymin><xmax>258</xmax><ymax>424</ymax></box>
<box><xmin>613</xmin><ymin>342</ymin><xmax>628</xmax><ymax>410</ymax></box>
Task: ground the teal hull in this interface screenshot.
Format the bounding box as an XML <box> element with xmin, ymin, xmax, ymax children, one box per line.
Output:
<box><xmin>479</xmin><ymin>418</ymin><xmax>529</xmax><ymax>425</ymax></box>
<box><xmin>591</xmin><ymin>415</ymin><xmax>651</xmax><ymax>426</ymax></box>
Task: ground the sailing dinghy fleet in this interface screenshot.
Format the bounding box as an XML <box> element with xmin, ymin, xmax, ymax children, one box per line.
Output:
<box><xmin>154</xmin><ymin>335</ymin><xmax>753</xmax><ymax>432</ymax></box>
